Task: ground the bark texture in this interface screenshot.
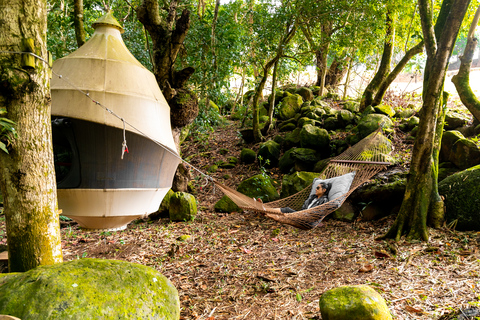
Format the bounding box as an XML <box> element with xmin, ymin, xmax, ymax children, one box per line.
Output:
<box><xmin>380</xmin><ymin>0</ymin><xmax>470</xmax><ymax>242</ymax></box>
<box><xmin>136</xmin><ymin>0</ymin><xmax>198</xmax><ymax>191</ymax></box>
<box><xmin>73</xmin><ymin>0</ymin><xmax>86</xmax><ymax>47</ymax></box>
<box><xmin>451</xmin><ymin>4</ymin><xmax>480</xmax><ymax>123</ymax></box>
<box><xmin>0</xmin><ymin>0</ymin><xmax>63</xmax><ymax>271</ymax></box>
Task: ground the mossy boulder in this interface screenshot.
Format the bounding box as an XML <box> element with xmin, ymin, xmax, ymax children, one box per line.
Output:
<box><xmin>278</xmin><ymin>94</ymin><xmax>303</xmax><ymax>120</ymax></box>
<box><xmin>169</xmin><ymin>192</ymin><xmax>197</xmax><ymax>221</ymax></box>
<box><xmin>214</xmin><ymin>195</ymin><xmax>241</xmax><ymax>213</ymax></box>
<box><xmin>396</xmin><ymin>106</ymin><xmax>416</xmax><ymax>118</ymax></box>
<box><xmin>337</xmin><ymin>109</ymin><xmax>355</xmax><ymax>127</ymax></box>
<box><xmin>240</xmin><ymin>148</ymin><xmax>256</xmax><ymax>164</ymax></box>
<box><xmin>445</xmin><ymin>111</ymin><xmax>470</xmax><ymax>130</ymax></box>
<box><xmin>278</xmin><ymin>148</ymin><xmax>297</xmax><ymax>174</ymax></box>
<box><xmin>373</xmin><ymin>104</ymin><xmax>395</xmax><ymax>117</ymax></box>
<box><xmin>279</xmin><ymin>121</ymin><xmax>297</xmax><ymax>132</ymax></box>
<box><xmin>258</xmin><ymin>140</ymin><xmax>281</xmax><ymax>168</ymax></box>
<box><xmin>320</xmin><ymin>285</ymin><xmax>392</xmax><ymax>320</ymax></box>
<box><xmin>283</xmin><ymin>128</ymin><xmax>302</xmax><ymax>150</ymax></box>
<box><xmin>0</xmin><ymin>259</ymin><xmax>179</xmax><ymax>320</ymax></box>
<box><xmin>237</xmin><ymin>174</ymin><xmax>280</xmax><ymax>202</ymax></box>
<box><xmin>323</xmin><ymin>116</ymin><xmax>340</xmax><ymax>131</ymax></box>
<box><xmin>448</xmin><ymin>138</ymin><xmax>480</xmax><ymax>170</ymax></box>
<box><xmin>440</xmin><ymin>130</ymin><xmax>464</xmax><ymax>162</ymax></box>
<box><xmin>356</xmin><ymin>114</ymin><xmax>393</xmax><ymax>139</ymax></box>
<box><xmin>280</xmin><ymin>171</ymin><xmax>318</xmax><ymax>198</ymax></box>
<box><xmin>299</xmin><ymin>125</ymin><xmax>330</xmax><ymax>155</ymax></box>
<box><xmin>439</xmin><ymin>165</ymin><xmax>480</xmax><ymax>230</ymax></box>
<box><xmin>343</xmin><ymin>100</ymin><xmax>360</xmax><ymax>113</ymax></box>
<box><xmin>295</xmin><ymin>87</ymin><xmax>314</xmax><ymax>101</ymax></box>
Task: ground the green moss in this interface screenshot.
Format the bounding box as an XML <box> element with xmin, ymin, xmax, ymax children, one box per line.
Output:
<box><xmin>0</xmin><ymin>259</ymin><xmax>179</xmax><ymax>319</ymax></box>
<box><xmin>320</xmin><ymin>285</ymin><xmax>392</xmax><ymax>320</ymax></box>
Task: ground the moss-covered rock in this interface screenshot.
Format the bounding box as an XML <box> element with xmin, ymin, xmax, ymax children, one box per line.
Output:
<box><xmin>356</xmin><ymin>114</ymin><xmax>393</xmax><ymax>139</ymax></box>
<box><xmin>337</xmin><ymin>109</ymin><xmax>355</xmax><ymax>127</ymax></box>
<box><xmin>374</xmin><ymin>104</ymin><xmax>395</xmax><ymax>117</ymax></box>
<box><xmin>258</xmin><ymin>140</ymin><xmax>281</xmax><ymax>168</ymax></box>
<box><xmin>299</xmin><ymin>125</ymin><xmax>330</xmax><ymax>155</ymax></box>
<box><xmin>169</xmin><ymin>192</ymin><xmax>197</xmax><ymax>221</ymax></box>
<box><xmin>237</xmin><ymin>174</ymin><xmax>280</xmax><ymax>202</ymax></box>
<box><xmin>445</xmin><ymin>111</ymin><xmax>470</xmax><ymax>130</ymax></box>
<box><xmin>240</xmin><ymin>148</ymin><xmax>256</xmax><ymax>164</ymax></box>
<box><xmin>439</xmin><ymin>165</ymin><xmax>480</xmax><ymax>230</ymax></box>
<box><xmin>449</xmin><ymin>138</ymin><xmax>480</xmax><ymax>170</ymax></box>
<box><xmin>291</xmin><ymin>148</ymin><xmax>321</xmax><ymax>172</ymax></box>
<box><xmin>396</xmin><ymin>107</ymin><xmax>416</xmax><ymax>119</ymax></box>
<box><xmin>280</xmin><ymin>171</ymin><xmax>318</xmax><ymax>198</ymax></box>
<box><xmin>320</xmin><ymin>285</ymin><xmax>392</xmax><ymax>320</ymax></box>
<box><xmin>0</xmin><ymin>259</ymin><xmax>179</xmax><ymax>320</ymax></box>
<box><xmin>279</xmin><ymin>122</ymin><xmax>297</xmax><ymax>132</ymax></box>
<box><xmin>278</xmin><ymin>94</ymin><xmax>303</xmax><ymax>120</ymax></box>
<box><xmin>295</xmin><ymin>87</ymin><xmax>314</xmax><ymax>101</ymax></box>
<box><xmin>214</xmin><ymin>195</ymin><xmax>241</xmax><ymax>213</ymax></box>
<box><xmin>283</xmin><ymin>128</ymin><xmax>302</xmax><ymax>150</ymax></box>
<box><xmin>297</xmin><ymin>117</ymin><xmax>318</xmax><ymax>128</ymax></box>
<box><xmin>440</xmin><ymin>130</ymin><xmax>464</xmax><ymax>162</ymax></box>
<box><xmin>324</xmin><ymin>116</ymin><xmax>340</xmax><ymax>131</ymax></box>
<box><xmin>278</xmin><ymin>148</ymin><xmax>297</xmax><ymax>174</ymax></box>
<box><xmin>343</xmin><ymin>100</ymin><xmax>360</xmax><ymax>113</ymax></box>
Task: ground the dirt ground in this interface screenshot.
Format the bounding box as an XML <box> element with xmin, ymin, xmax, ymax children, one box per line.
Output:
<box><xmin>1</xmin><ymin>99</ymin><xmax>480</xmax><ymax>319</ymax></box>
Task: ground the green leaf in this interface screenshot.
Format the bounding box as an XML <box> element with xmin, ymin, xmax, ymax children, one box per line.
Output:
<box><xmin>296</xmin><ymin>292</ymin><xmax>302</xmax><ymax>302</ymax></box>
<box><xmin>0</xmin><ymin>141</ymin><xmax>9</xmax><ymax>154</ymax></box>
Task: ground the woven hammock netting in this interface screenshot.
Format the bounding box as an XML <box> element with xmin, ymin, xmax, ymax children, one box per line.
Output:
<box><xmin>214</xmin><ymin>128</ymin><xmax>392</xmax><ymax>230</ymax></box>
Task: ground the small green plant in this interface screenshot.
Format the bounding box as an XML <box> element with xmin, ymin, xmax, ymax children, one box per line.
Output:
<box><xmin>0</xmin><ymin>107</ymin><xmax>17</xmax><ymax>154</ymax></box>
<box><xmin>257</xmin><ymin>155</ymin><xmax>271</xmax><ymax>177</ymax></box>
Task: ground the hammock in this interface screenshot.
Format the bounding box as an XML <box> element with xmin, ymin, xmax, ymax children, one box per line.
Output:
<box><xmin>214</xmin><ymin>128</ymin><xmax>392</xmax><ymax>230</ymax></box>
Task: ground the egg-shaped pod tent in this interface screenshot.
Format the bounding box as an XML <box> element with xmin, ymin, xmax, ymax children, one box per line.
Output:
<box><xmin>51</xmin><ymin>12</ymin><xmax>180</xmax><ymax>230</ymax></box>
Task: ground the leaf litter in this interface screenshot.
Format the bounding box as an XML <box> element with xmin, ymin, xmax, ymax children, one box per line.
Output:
<box><xmin>2</xmin><ymin>100</ymin><xmax>480</xmax><ymax>319</ymax></box>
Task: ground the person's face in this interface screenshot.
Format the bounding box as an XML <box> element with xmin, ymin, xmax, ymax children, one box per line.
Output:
<box><xmin>316</xmin><ymin>185</ymin><xmax>326</xmax><ymax>197</ymax></box>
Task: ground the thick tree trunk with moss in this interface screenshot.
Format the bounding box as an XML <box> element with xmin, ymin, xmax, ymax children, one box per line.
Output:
<box><xmin>73</xmin><ymin>0</ymin><xmax>86</xmax><ymax>47</ymax></box>
<box><xmin>0</xmin><ymin>0</ymin><xmax>63</xmax><ymax>272</ymax></box>
<box><xmin>136</xmin><ymin>0</ymin><xmax>198</xmax><ymax>191</ymax></box>
<box><xmin>325</xmin><ymin>57</ymin><xmax>349</xmax><ymax>89</ymax></box>
<box><xmin>359</xmin><ymin>12</ymin><xmax>395</xmax><ymax>112</ymax></box>
<box><xmin>451</xmin><ymin>5</ymin><xmax>480</xmax><ymax>123</ymax></box>
<box><xmin>380</xmin><ymin>0</ymin><xmax>470</xmax><ymax>242</ymax></box>
<box><xmin>372</xmin><ymin>41</ymin><xmax>424</xmax><ymax>106</ymax></box>
<box><xmin>428</xmin><ymin>91</ymin><xmax>449</xmax><ymax>228</ymax></box>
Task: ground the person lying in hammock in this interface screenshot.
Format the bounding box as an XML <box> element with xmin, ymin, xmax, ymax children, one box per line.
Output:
<box><xmin>257</xmin><ymin>182</ymin><xmax>332</xmax><ymax>213</ymax></box>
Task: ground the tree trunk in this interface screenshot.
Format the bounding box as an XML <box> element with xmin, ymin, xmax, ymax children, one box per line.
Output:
<box><xmin>325</xmin><ymin>57</ymin><xmax>349</xmax><ymax>88</ymax></box>
<box><xmin>379</xmin><ymin>0</ymin><xmax>470</xmax><ymax>242</ymax></box>
<box><xmin>428</xmin><ymin>91</ymin><xmax>449</xmax><ymax>228</ymax></box>
<box><xmin>0</xmin><ymin>0</ymin><xmax>63</xmax><ymax>272</ymax></box>
<box><xmin>137</xmin><ymin>0</ymin><xmax>198</xmax><ymax>190</ymax></box>
<box><xmin>451</xmin><ymin>4</ymin><xmax>480</xmax><ymax>123</ymax></box>
<box><xmin>262</xmin><ymin>60</ymin><xmax>279</xmax><ymax>135</ymax></box>
<box><xmin>372</xmin><ymin>41</ymin><xmax>424</xmax><ymax>106</ymax></box>
<box><xmin>252</xmin><ymin>24</ymin><xmax>296</xmax><ymax>142</ymax></box>
<box><xmin>359</xmin><ymin>11</ymin><xmax>395</xmax><ymax>111</ymax></box>
<box><xmin>73</xmin><ymin>0</ymin><xmax>86</xmax><ymax>47</ymax></box>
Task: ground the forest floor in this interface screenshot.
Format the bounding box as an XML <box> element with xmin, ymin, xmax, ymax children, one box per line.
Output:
<box><xmin>1</xmin><ymin>95</ymin><xmax>480</xmax><ymax>320</ymax></box>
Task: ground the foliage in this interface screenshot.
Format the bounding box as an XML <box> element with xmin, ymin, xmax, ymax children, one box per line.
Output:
<box><xmin>0</xmin><ymin>108</ymin><xmax>17</xmax><ymax>154</ymax></box>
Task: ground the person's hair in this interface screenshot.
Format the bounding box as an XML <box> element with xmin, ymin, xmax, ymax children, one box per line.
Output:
<box><xmin>318</xmin><ymin>182</ymin><xmax>331</xmax><ymax>193</ymax></box>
